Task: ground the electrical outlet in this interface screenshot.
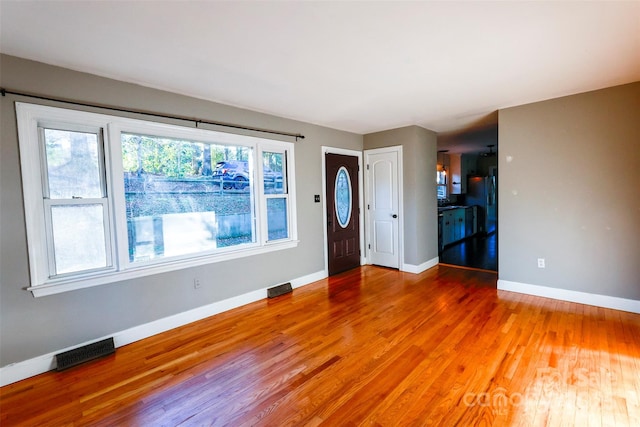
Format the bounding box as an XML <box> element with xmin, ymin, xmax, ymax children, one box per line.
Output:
<box><xmin>537</xmin><ymin>258</ymin><xmax>545</xmax><ymax>269</ymax></box>
<box><xmin>193</xmin><ymin>278</ymin><xmax>201</xmax><ymax>289</ymax></box>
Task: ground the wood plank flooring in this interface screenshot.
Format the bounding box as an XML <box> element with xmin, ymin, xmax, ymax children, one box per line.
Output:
<box><xmin>439</xmin><ymin>232</ymin><xmax>497</xmax><ymax>271</ymax></box>
<box><xmin>1</xmin><ymin>265</ymin><xmax>639</xmax><ymax>426</ymax></box>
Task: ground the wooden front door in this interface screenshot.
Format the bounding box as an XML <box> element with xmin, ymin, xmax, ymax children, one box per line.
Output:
<box><xmin>326</xmin><ymin>153</ymin><xmax>360</xmax><ymax>275</ymax></box>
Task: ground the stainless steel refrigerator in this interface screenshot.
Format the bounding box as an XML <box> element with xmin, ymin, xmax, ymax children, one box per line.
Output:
<box><xmin>466</xmin><ymin>175</ymin><xmax>496</xmax><ymax>234</ymax></box>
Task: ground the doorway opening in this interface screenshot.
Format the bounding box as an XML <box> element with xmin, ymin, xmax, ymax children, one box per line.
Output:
<box><xmin>437</xmin><ymin>128</ymin><xmax>498</xmax><ymax>272</ymax></box>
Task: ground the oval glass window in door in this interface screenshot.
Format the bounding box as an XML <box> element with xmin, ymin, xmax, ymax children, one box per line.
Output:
<box><xmin>335</xmin><ymin>166</ymin><xmax>352</xmax><ymax>228</ymax></box>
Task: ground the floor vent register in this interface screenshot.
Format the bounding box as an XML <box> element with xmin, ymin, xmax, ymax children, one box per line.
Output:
<box><xmin>267</xmin><ymin>282</ymin><xmax>292</xmax><ymax>298</ymax></box>
<box><xmin>55</xmin><ymin>337</ymin><xmax>115</xmax><ymax>371</ymax></box>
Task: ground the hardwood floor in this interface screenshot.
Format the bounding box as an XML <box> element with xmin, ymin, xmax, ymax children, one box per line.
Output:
<box><xmin>440</xmin><ymin>232</ymin><xmax>498</xmax><ymax>271</ymax></box>
<box><xmin>1</xmin><ymin>265</ymin><xmax>639</xmax><ymax>426</ymax></box>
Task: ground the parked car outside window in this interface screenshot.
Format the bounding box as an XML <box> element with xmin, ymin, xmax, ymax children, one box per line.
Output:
<box><xmin>213</xmin><ymin>160</ymin><xmax>250</xmax><ymax>189</ymax></box>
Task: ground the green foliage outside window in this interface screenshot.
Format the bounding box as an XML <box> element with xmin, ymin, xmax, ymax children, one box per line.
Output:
<box><xmin>121</xmin><ymin>133</ymin><xmax>249</xmax><ymax>178</ymax></box>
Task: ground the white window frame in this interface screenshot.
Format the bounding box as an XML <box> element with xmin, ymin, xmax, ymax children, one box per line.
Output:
<box><xmin>259</xmin><ymin>145</ymin><xmax>294</xmax><ymax>244</ymax></box>
<box><xmin>436</xmin><ymin>170</ymin><xmax>447</xmax><ymax>200</ymax></box>
<box><xmin>16</xmin><ymin>102</ymin><xmax>298</xmax><ymax>297</ymax></box>
<box><xmin>39</xmin><ymin>125</ymin><xmax>115</xmax><ymax>278</ymax></box>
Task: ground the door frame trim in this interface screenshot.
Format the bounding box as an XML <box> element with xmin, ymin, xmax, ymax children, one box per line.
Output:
<box><xmin>321</xmin><ymin>147</ymin><xmax>365</xmax><ymax>275</ymax></box>
<box><xmin>364</xmin><ymin>145</ymin><xmax>404</xmax><ymax>269</ymax></box>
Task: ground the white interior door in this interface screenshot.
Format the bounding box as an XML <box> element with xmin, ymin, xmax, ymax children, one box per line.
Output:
<box><xmin>366</xmin><ymin>149</ymin><xmax>400</xmax><ymax>268</ymax></box>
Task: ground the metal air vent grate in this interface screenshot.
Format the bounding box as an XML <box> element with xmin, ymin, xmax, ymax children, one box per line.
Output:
<box><xmin>55</xmin><ymin>337</ymin><xmax>115</xmax><ymax>371</ymax></box>
<box><xmin>267</xmin><ymin>282</ymin><xmax>292</xmax><ymax>298</ymax></box>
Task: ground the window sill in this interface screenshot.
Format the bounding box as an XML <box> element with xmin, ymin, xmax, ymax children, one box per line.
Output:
<box><xmin>26</xmin><ymin>239</ymin><xmax>299</xmax><ymax>297</ymax></box>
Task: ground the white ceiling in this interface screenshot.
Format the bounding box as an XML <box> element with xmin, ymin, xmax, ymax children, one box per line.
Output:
<box><xmin>1</xmin><ymin>1</ymin><xmax>639</xmax><ymax>137</ymax></box>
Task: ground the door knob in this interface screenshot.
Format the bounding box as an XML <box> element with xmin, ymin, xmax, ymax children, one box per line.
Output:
<box><xmin>392</xmin><ymin>214</ymin><xmax>398</xmax><ymax>218</ymax></box>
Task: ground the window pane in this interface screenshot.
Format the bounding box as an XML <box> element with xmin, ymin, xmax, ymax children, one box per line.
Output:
<box><xmin>267</xmin><ymin>197</ymin><xmax>288</xmax><ymax>241</ymax></box>
<box><xmin>50</xmin><ymin>204</ymin><xmax>108</xmax><ymax>275</ymax></box>
<box><xmin>121</xmin><ymin>133</ymin><xmax>255</xmax><ymax>262</ymax></box>
<box><xmin>437</xmin><ymin>185</ymin><xmax>447</xmax><ymax>199</ymax></box>
<box><xmin>263</xmin><ymin>151</ymin><xmax>285</xmax><ymax>194</ymax></box>
<box><xmin>44</xmin><ymin>129</ymin><xmax>102</xmax><ymax>199</ymax></box>
<box><xmin>334</xmin><ymin>167</ymin><xmax>352</xmax><ymax>228</ymax></box>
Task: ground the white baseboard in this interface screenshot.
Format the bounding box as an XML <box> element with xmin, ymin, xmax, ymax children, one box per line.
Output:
<box><xmin>402</xmin><ymin>257</ymin><xmax>439</xmax><ymax>274</ymax></box>
<box><xmin>497</xmin><ymin>280</ymin><xmax>640</xmax><ymax>314</ymax></box>
<box><xmin>290</xmin><ymin>270</ymin><xmax>327</xmax><ymax>289</ymax></box>
<box><xmin>0</xmin><ymin>270</ymin><xmax>326</xmax><ymax>387</ymax></box>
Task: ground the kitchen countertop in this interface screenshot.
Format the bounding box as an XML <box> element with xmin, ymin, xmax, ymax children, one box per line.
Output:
<box><xmin>438</xmin><ymin>205</ymin><xmax>468</xmax><ymax>212</ymax></box>
<box><xmin>438</xmin><ymin>205</ymin><xmax>473</xmax><ymax>217</ymax></box>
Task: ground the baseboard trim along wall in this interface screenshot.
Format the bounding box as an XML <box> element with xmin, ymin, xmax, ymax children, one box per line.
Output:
<box><xmin>402</xmin><ymin>257</ymin><xmax>439</xmax><ymax>274</ymax></box>
<box><xmin>498</xmin><ymin>279</ymin><xmax>640</xmax><ymax>314</ymax></box>
<box><xmin>0</xmin><ymin>270</ymin><xmax>327</xmax><ymax>387</ymax></box>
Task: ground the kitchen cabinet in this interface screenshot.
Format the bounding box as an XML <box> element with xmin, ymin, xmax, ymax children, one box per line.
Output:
<box><xmin>453</xmin><ymin>208</ymin><xmax>465</xmax><ymax>241</ymax></box>
<box><xmin>465</xmin><ymin>206</ymin><xmax>476</xmax><ymax>237</ymax></box>
<box><xmin>441</xmin><ymin>210</ymin><xmax>455</xmax><ymax>246</ymax></box>
<box><xmin>448</xmin><ymin>154</ymin><xmax>478</xmax><ymax>195</ymax></box>
<box><xmin>440</xmin><ymin>206</ymin><xmax>477</xmax><ymax>249</ymax></box>
<box><xmin>463</xmin><ymin>154</ymin><xmax>478</xmax><ymax>178</ymax></box>
<box><xmin>441</xmin><ymin>207</ymin><xmax>466</xmax><ymax>246</ymax></box>
<box><xmin>442</xmin><ymin>209</ymin><xmax>460</xmax><ymax>246</ymax></box>
<box><xmin>448</xmin><ymin>154</ymin><xmax>462</xmax><ymax>195</ymax></box>
<box><xmin>438</xmin><ymin>215</ymin><xmax>443</xmax><ymax>252</ymax></box>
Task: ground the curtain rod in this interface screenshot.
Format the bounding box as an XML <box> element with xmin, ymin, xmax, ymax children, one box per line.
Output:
<box><xmin>0</xmin><ymin>88</ymin><xmax>305</xmax><ymax>141</ymax></box>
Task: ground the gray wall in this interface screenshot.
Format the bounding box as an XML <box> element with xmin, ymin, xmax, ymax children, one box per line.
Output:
<box><xmin>0</xmin><ymin>54</ymin><xmax>362</xmax><ymax>366</ymax></box>
<box><xmin>499</xmin><ymin>82</ymin><xmax>640</xmax><ymax>300</ymax></box>
<box><xmin>363</xmin><ymin>126</ymin><xmax>439</xmax><ymax>266</ymax></box>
